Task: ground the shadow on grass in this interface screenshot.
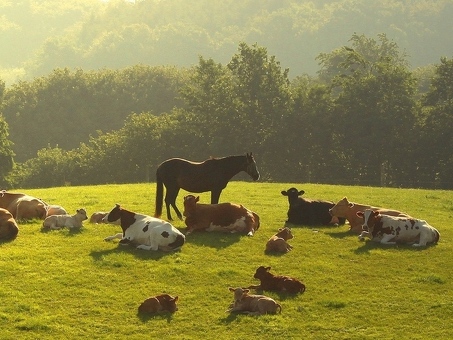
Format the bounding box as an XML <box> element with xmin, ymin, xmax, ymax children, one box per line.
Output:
<box><xmin>137</xmin><ymin>311</ymin><xmax>174</xmax><ymax>323</ymax></box>
<box><xmin>89</xmin><ymin>243</ymin><xmax>177</xmax><ymax>261</ymax></box>
<box><xmin>39</xmin><ymin>226</ymin><xmax>84</xmax><ymax>237</ymax></box>
<box><xmin>183</xmin><ymin>231</ymin><xmax>243</xmax><ymax>249</ymax></box>
<box><xmin>354</xmin><ymin>240</ymin><xmax>438</xmax><ymax>254</ymax></box>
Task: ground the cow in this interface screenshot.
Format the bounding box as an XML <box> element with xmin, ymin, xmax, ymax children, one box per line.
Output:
<box><xmin>89</xmin><ymin>211</ymin><xmax>120</xmax><ymax>225</ymax></box>
<box><xmin>281</xmin><ymin>188</ymin><xmax>345</xmax><ymax>227</ymax></box>
<box><xmin>249</xmin><ymin>266</ymin><xmax>305</xmax><ymax>294</ymax></box>
<box><xmin>227</xmin><ymin>287</ymin><xmax>281</xmax><ymax>315</ymax></box>
<box><xmin>103</xmin><ymin>204</ymin><xmax>185</xmax><ymax>251</ymax></box>
<box><xmin>0</xmin><ymin>208</ymin><xmax>19</xmax><ymax>241</ymax></box>
<box><xmin>357</xmin><ymin>209</ymin><xmax>440</xmax><ymax>247</ymax></box>
<box><xmin>0</xmin><ymin>190</ymin><xmax>47</xmax><ymax>220</ymax></box>
<box><xmin>42</xmin><ymin>208</ymin><xmax>88</xmax><ymax>230</ymax></box>
<box><xmin>138</xmin><ymin>294</ymin><xmax>179</xmax><ymax>314</ymax></box>
<box><xmin>182</xmin><ymin>195</ymin><xmax>260</xmax><ymax>236</ymax></box>
<box><xmin>265</xmin><ymin>227</ymin><xmax>293</xmax><ymax>253</ymax></box>
<box><xmin>329</xmin><ymin>197</ymin><xmax>411</xmax><ymax>234</ymax></box>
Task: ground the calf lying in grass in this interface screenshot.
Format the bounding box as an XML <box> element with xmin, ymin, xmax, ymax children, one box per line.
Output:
<box><xmin>249</xmin><ymin>266</ymin><xmax>306</xmax><ymax>294</ymax></box>
<box><xmin>265</xmin><ymin>227</ymin><xmax>293</xmax><ymax>253</ymax></box>
<box><xmin>42</xmin><ymin>208</ymin><xmax>88</xmax><ymax>230</ymax></box>
<box><xmin>138</xmin><ymin>294</ymin><xmax>179</xmax><ymax>314</ymax></box>
<box><xmin>227</xmin><ymin>287</ymin><xmax>281</xmax><ymax>315</ymax></box>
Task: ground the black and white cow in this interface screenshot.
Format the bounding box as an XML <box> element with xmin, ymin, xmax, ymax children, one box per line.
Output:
<box><xmin>357</xmin><ymin>209</ymin><xmax>440</xmax><ymax>247</ymax></box>
<box><xmin>103</xmin><ymin>204</ymin><xmax>185</xmax><ymax>251</ymax></box>
<box><xmin>281</xmin><ymin>188</ymin><xmax>345</xmax><ymax>226</ymax></box>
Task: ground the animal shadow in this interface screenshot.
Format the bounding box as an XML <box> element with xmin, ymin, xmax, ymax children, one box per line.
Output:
<box><xmin>137</xmin><ymin>311</ymin><xmax>174</xmax><ymax>323</ymax></box>
<box><xmin>184</xmin><ymin>231</ymin><xmax>243</xmax><ymax>249</ymax></box>
<box><xmin>40</xmin><ymin>226</ymin><xmax>84</xmax><ymax>236</ymax></box>
<box><xmin>354</xmin><ymin>240</ymin><xmax>436</xmax><ymax>254</ymax></box>
<box><xmin>90</xmin><ymin>244</ymin><xmax>171</xmax><ymax>261</ymax></box>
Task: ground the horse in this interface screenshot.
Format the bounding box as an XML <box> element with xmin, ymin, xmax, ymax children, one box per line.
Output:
<box><xmin>154</xmin><ymin>153</ymin><xmax>260</xmax><ymax>221</ymax></box>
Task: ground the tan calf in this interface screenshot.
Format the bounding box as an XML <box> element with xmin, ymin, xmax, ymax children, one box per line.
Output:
<box><xmin>227</xmin><ymin>287</ymin><xmax>281</xmax><ymax>315</ymax></box>
<box><xmin>0</xmin><ymin>208</ymin><xmax>19</xmax><ymax>240</ymax></box>
<box><xmin>265</xmin><ymin>227</ymin><xmax>293</xmax><ymax>253</ymax></box>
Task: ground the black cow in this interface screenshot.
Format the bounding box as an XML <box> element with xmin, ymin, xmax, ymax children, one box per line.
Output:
<box><xmin>281</xmin><ymin>188</ymin><xmax>345</xmax><ymax>226</ymax></box>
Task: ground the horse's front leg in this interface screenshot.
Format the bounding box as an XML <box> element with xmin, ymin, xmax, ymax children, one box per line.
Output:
<box><xmin>210</xmin><ymin>189</ymin><xmax>222</xmax><ymax>204</ymax></box>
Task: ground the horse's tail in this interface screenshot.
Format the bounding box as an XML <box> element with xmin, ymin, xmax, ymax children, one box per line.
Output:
<box><xmin>154</xmin><ymin>168</ymin><xmax>164</xmax><ymax>218</ymax></box>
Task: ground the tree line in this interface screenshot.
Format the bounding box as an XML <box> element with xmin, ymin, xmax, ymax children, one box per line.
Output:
<box><xmin>0</xmin><ymin>35</ymin><xmax>452</xmax><ymax>189</ymax></box>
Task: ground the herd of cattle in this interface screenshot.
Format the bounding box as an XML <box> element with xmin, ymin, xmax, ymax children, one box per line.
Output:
<box><xmin>0</xmin><ymin>186</ymin><xmax>440</xmax><ymax>315</ymax></box>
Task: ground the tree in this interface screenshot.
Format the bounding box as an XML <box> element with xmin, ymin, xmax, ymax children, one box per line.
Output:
<box><xmin>317</xmin><ymin>33</ymin><xmax>417</xmax><ymax>186</ymax></box>
<box><xmin>418</xmin><ymin>56</ymin><xmax>453</xmax><ymax>188</ymax></box>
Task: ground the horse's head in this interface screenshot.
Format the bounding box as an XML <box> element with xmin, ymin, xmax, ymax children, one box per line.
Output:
<box><xmin>245</xmin><ymin>153</ymin><xmax>260</xmax><ymax>181</ymax></box>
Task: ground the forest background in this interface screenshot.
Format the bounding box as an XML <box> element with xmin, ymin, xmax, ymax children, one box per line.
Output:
<box><xmin>0</xmin><ymin>0</ymin><xmax>452</xmax><ymax>189</ymax></box>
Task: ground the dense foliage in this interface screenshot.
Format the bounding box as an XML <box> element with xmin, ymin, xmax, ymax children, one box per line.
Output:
<box><xmin>1</xmin><ymin>36</ymin><xmax>452</xmax><ymax>189</ymax></box>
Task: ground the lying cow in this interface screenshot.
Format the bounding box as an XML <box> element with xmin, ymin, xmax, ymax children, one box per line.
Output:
<box><xmin>0</xmin><ymin>208</ymin><xmax>19</xmax><ymax>240</ymax></box>
<box><xmin>249</xmin><ymin>266</ymin><xmax>305</xmax><ymax>294</ymax></box>
<box><xmin>89</xmin><ymin>211</ymin><xmax>120</xmax><ymax>225</ymax></box>
<box><xmin>138</xmin><ymin>294</ymin><xmax>179</xmax><ymax>314</ymax></box>
<box><xmin>182</xmin><ymin>195</ymin><xmax>260</xmax><ymax>236</ymax></box>
<box><xmin>265</xmin><ymin>227</ymin><xmax>293</xmax><ymax>253</ymax></box>
<box><xmin>0</xmin><ymin>190</ymin><xmax>47</xmax><ymax>220</ymax></box>
<box><xmin>227</xmin><ymin>287</ymin><xmax>281</xmax><ymax>315</ymax></box>
<box><xmin>329</xmin><ymin>197</ymin><xmax>411</xmax><ymax>234</ymax></box>
<box><xmin>103</xmin><ymin>204</ymin><xmax>185</xmax><ymax>251</ymax></box>
<box><xmin>42</xmin><ymin>208</ymin><xmax>88</xmax><ymax>230</ymax></box>
<box><xmin>357</xmin><ymin>209</ymin><xmax>440</xmax><ymax>247</ymax></box>
<box><xmin>281</xmin><ymin>188</ymin><xmax>345</xmax><ymax>226</ymax></box>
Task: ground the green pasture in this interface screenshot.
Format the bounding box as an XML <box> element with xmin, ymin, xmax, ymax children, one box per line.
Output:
<box><xmin>0</xmin><ymin>182</ymin><xmax>452</xmax><ymax>340</ymax></box>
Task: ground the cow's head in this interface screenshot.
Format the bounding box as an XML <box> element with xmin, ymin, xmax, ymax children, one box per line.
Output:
<box><xmin>183</xmin><ymin>195</ymin><xmax>199</xmax><ymax>217</ymax></box>
<box><xmin>103</xmin><ymin>204</ymin><xmax>122</xmax><ymax>223</ymax></box>
<box><xmin>281</xmin><ymin>188</ymin><xmax>305</xmax><ymax>206</ymax></box>
<box><xmin>228</xmin><ymin>287</ymin><xmax>250</xmax><ymax>304</ymax></box>
<box><xmin>329</xmin><ymin>197</ymin><xmax>353</xmax><ymax>216</ymax></box>
<box><xmin>76</xmin><ymin>208</ymin><xmax>88</xmax><ymax>221</ymax></box>
<box><xmin>277</xmin><ymin>227</ymin><xmax>293</xmax><ymax>240</ymax></box>
<box><xmin>160</xmin><ymin>295</ymin><xmax>179</xmax><ymax>313</ymax></box>
<box><xmin>357</xmin><ymin>209</ymin><xmax>379</xmax><ymax>232</ymax></box>
<box><xmin>253</xmin><ymin>266</ymin><xmax>272</xmax><ymax>280</ymax></box>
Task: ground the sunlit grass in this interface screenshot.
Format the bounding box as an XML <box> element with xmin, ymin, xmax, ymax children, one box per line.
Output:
<box><xmin>0</xmin><ymin>182</ymin><xmax>451</xmax><ymax>339</ymax></box>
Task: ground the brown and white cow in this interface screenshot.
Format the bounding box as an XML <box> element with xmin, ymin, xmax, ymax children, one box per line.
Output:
<box><xmin>227</xmin><ymin>287</ymin><xmax>282</xmax><ymax>315</ymax></box>
<box><xmin>0</xmin><ymin>208</ymin><xmax>19</xmax><ymax>240</ymax></box>
<box><xmin>103</xmin><ymin>204</ymin><xmax>185</xmax><ymax>251</ymax></box>
<box><xmin>0</xmin><ymin>190</ymin><xmax>47</xmax><ymax>220</ymax></box>
<box><xmin>265</xmin><ymin>227</ymin><xmax>293</xmax><ymax>253</ymax></box>
<box><xmin>182</xmin><ymin>195</ymin><xmax>260</xmax><ymax>236</ymax></box>
<box><xmin>138</xmin><ymin>294</ymin><xmax>179</xmax><ymax>314</ymax></box>
<box><xmin>357</xmin><ymin>209</ymin><xmax>440</xmax><ymax>247</ymax></box>
<box><xmin>329</xmin><ymin>197</ymin><xmax>410</xmax><ymax>234</ymax></box>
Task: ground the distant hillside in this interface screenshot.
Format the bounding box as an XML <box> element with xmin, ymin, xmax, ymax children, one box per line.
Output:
<box><xmin>1</xmin><ymin>0</ymin><xmax>453</xmax><ymax>85</ymax></box>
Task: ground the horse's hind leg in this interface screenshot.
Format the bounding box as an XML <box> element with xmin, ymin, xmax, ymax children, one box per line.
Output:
<box><xmin>210</xmin><ymin>189</ymin><xmax>222</xmax><ymax>204</ymax></box>
<box><xmin>165</xmin><ymin>187</ymin><xmax>182</xmax><ymax>220</ymax></box>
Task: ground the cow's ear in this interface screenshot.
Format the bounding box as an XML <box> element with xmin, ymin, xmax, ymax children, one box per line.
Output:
<box><xmin>281</xmin><ymin>191</ymin><xmax>288</xmax><ymax>196</ymax></box>
<box><xmin>243</xmin><ymin>289</ymin><xmax>250</xmax><ymax>294</ymax></box>
<box><xmin>228</xmin><ymin>287</ymin><xmax>235</xmax><ymax>292</ymax></box>
<box><xmin>195</xmin><ymin>196</ymin><xmax>200</xmax><ymax>202</ymax></box>
<box><xmin>356</xmin><ymin>211</ymin><xmax>364</xmax><ymax>218</ymax></box>
<box><xmin>266</xmin><ymin>266</ymin><xmax>271</xmax><ymax>271</ymax></box>
<box><xmin>348</xmin><ymin>203</ymin><xmax>354</xmax><ymax>208</ymax></box>
<box><xmin>298</xmin><ymin>190</ymin><xmax>305</xmax><ymax>196</ymax></box>
<box><xmin>278</xmin><ymin>228</ymin><xmax>283</xmax><ymax>231</ymax></box>
<box><xmin>115</xmin><ymin>203</ymin><xmax>120</xmax><ymax>208</ymax></box>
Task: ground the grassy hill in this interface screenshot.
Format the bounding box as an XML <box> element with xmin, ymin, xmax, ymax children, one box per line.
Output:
<box><xmin>0</xmin><ymin>182</ymin><xmax>451</xmax><ymax>339</ymax></box>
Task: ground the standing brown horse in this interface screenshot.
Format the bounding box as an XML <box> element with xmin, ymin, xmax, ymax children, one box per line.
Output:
<box><xmin>154</xmin><ymin>153</ymin><xmax>260</xmax><ymax>221</ymax></box>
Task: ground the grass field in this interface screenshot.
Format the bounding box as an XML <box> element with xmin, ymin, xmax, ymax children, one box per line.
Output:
<box><xmin>0</xmin><ymin>182</ymin><xmax>452</xmax><ymax>340</ymax></box>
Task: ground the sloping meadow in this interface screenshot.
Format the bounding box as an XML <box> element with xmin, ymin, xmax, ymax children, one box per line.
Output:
<box><xmin>0</xmin><ymin>183</ymin><xmax>451</xmax><ymax>339</ymax></box>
